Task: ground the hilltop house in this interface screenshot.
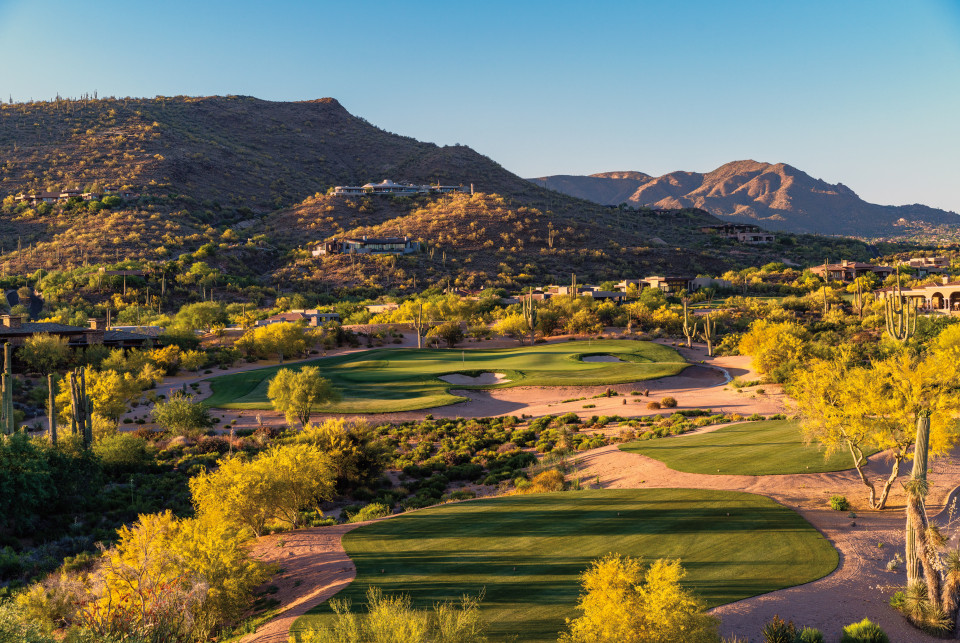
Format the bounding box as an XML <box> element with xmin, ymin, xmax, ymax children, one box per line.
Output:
<box><xmin>332</xmin><ymin>180</ymin><xmax>471</xmax><ymax>197</ymax></box>
<box><xmin>700</xmin><ymin>224</ymin><xmax>775</xmax><ymax>244</ymax></box>
<box><xmin>14</xmin><ymin>188</ymin><xmax>136</xmax><ymax>205</ymax></box>
<box><xmin>313</xmin><ymin>236</ymin><xmax>420</xmax><ymax>256</ymax></box>
<box><xmin>810</xmin><ymin>260</ymin><xmax>895</xmax><ymax>283</ymax></box>
<box><xmin>900</xmin><ymin>257</ymin><xmax>950</xmax><ymax>276</ymax></box>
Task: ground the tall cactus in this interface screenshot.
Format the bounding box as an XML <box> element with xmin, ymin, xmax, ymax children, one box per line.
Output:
<box><xmin>1</xmin><ymin>343</ymin><xmax>14</xmax><ymax>435</ymax></box>
<box><xmin>906</xmin><ymin>412</ymin><xmax>931</xmax><ymax>586</ymax></box>
<box><xmin>47</xmin><ymin>373</ymin><xmax>57</xmax><ymax>445</ymax></box>
<box><xmin>699</xmin><ymin>313</ymin><xmax>717</xmax><ymax>357</ymax></box>
<box><xmin>681</xmin><ymin>299</ymin><xmax>698</xmax><ymax>348</ymax></box>
<box><xmin>522</xmin><ymin>289</ymin><xmax>538</xmax><ymax>346</ymax></box>
<box><xmin>885</xmin><ymin>266</ymin><xmax>917</xmax><ymax>342</ymax></box>
<box><xmin>884</xmin><ymin>291</ymin><xmax>917</xmax><ymax>342</ymax></box>
<box><xmin>68</xmin><ymin>368</ymin><xmax>93</xmax><ymax>448</ymax></box>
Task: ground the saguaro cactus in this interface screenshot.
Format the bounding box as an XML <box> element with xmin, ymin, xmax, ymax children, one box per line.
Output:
<box><xmin>522</xmin><ymin>289</ymin><xmax>538</xmax><ymax>346</ymax></box>
<box><xmin>906</xmin><ymin>412</ymin><xmax>931</xmax><ymax>585</ymax></box>
<box><xmin>884</xmin><ymin>292</ymin><xmax>917</xmax><ymax>342</ymax></box>
<box><xmin>699</xmin><ymin>313</ymin><xmax>717</xmax><ymax>357</ymax></box>
<box><xmin>1</xmin><ymin>343</ymin><xmax>14</xmax><ymax>435</ymax></box>
<box><xmin>47</xmin><ymin>373</ymin><xmax>57</xmax><ymax>445</ymax></box>
<box><xmin>69</xmin><ymin>368</ymin><xmax>94</xmax><ymax>448</ymax></box>
<box><xmin>681</xmin><ymin>299</ymin><xmax>698</xmax><ymax>348</ymax></box>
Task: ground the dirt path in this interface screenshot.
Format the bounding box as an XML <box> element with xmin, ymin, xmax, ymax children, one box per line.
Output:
<box><xmin>240</xmin><ymin>523</ymin><xmax>365</xmax><ymax>643</ymax></box>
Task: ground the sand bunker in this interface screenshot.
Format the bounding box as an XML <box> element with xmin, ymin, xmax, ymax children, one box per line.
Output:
<box><xmin>582</xmin><ymin>355</ymin><xmax>624</xmax><ymax>363</ymax></box>
<box><xmin>439</xmin><ymin>372</ymin><xmax>510</xmax><ymax>385</ymax></box>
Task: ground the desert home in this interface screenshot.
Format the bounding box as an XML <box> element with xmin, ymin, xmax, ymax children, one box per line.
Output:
<box><xmin>332</xmin><ymin>180</ymin><xmax>472</xmax><ymax>197</ymax></box>
<box><xmin>0</xmin><ymin>315</ymin><xmax>151</xmax><ymax>348</ymax></box>
<box><xmin>877</xmin><ymin>277</ymin><xmax>960</xmax><ymax>312</ymax></box>
<box><xmin>700</xmin><ymin>223</ymin><xmax>775</xmax><ymax>244</ymax></box>
<box><xmin>13</xmin><ymin>187</ymin><xmax>139</xmax><ymax>205</ymax></box>
<box><xmin>313</xmin><ymin>236</ymin><xmax>420</xmax><ymax>256</ymax></box>
<box><xmin>255</xmin><ymin>310</ymin><xmax>341</xmax><ymax>327</ymax></box>
<box><xmin>810</xmin><ymin>260</ymin><xmax>895</xmax><ymax>283</ymax></box>
<box><xmin>898</xmin><ymin>256</ymin><xmax>950</xmax><ymax>276</ymax></box>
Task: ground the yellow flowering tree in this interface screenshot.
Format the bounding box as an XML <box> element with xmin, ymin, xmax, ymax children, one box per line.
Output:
<box><xmin>560</xmin><ymin>555</ymin><xmax>719</xmax><ymax>643</ymax></box>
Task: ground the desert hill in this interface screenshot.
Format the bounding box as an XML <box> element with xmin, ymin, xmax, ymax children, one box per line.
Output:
<box><xmin>0</xmin><ymin>98</ymin><xmax>892</xmax><ymax>292</ymax></box>
<box><xmin>0</xmin><ymin>95</ymin><xmax>541</xmax><ymax>209</ymax></box>
<box><xmin>529</xmin><ymin>160</ymin><xmax>960</xmax><ymax>237</ymax></box>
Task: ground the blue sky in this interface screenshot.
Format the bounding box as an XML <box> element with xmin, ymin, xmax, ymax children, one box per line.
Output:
<box><xmin>1</xmin><ymin>0</ymin><xmax>959</xmax><ymax>211</ymax></box>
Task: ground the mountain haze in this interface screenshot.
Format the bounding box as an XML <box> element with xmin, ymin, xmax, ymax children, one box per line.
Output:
<box><xmin>529</xmin><ymin>160</ymin><xmax>960</xmax><ymax>236</ymax></box>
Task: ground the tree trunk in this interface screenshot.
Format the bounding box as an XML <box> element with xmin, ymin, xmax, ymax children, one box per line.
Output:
<box><xmin>847</xmin><ymin>441</ymin><xmax>878</xmax><ymax>508</ymax></box>
<box><xmin>875</xmin><ymin>453</ymin><xmax>904</xmax><ymax>510</ymax></box>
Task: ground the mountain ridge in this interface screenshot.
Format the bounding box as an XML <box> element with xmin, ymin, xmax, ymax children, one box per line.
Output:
<box><xmin>529</xmin><ymin>160</ymin><xmax>960</xmax><ymax>236</ymax></box>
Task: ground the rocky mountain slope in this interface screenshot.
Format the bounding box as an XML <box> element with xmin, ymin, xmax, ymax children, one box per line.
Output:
<box><xmin>529</xmin><ymin>161</ymin><xmax>960</xmax><ymax>237</ymax></box>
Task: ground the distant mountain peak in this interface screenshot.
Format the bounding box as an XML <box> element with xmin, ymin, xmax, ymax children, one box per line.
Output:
<box><xmin>528</xmin><ymin>162</ymin><xmax>959</xmax><ymax>236</ymax></box>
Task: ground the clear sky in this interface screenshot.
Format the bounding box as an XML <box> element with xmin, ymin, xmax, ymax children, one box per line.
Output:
<box><xmin>1</xmin><ymin>0</ymin><xmax>959</xmax><ymax>211</ymax></box>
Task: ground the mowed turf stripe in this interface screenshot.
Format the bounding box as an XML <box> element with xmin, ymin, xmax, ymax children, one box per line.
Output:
<box><xmin>620</xmin><ymin>420</ymin><xmax>877</xmax><ymax>475</ymax></box>
<box><xmin>292</xmin><ymin>489</ymin><xmax>837</xmax><ymax>642</ymax></box>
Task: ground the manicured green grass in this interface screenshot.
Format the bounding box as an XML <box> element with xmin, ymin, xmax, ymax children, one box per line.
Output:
<box><xmin>206</xmin><ymin>340</ymin><xmax>686</xmax><ymax>413</ymax></box>
<box><xmin>292</xmin><ymin>489</ymin><xmax>837</xmax><ymax>642</ymax></box>
<box><xmin>620</xmin><ymin>419</ymin><xmax>872</xmax><ymax>475</ymax></box>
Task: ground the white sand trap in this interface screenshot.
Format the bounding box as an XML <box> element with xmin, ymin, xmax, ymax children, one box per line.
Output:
<box><xmin>439</xmin><ymin>372</ymin><xmax>510</xmax><ymax>385</ymax></box>
<box><xmin>582</xmin><ymin>355</ymin><xmax>624</xmax><ymax>363</ymax></box>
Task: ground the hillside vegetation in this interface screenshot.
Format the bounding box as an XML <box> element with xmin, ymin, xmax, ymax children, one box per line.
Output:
<box><xmin>0</xmin><ymin>97</ymin><xmax>908</xmax><ymax>291</ymax></box>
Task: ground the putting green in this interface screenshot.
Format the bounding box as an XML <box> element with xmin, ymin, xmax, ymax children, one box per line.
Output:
<box><xmin>206</xmin><ymin>340</ymin><xmax>686</xmax><ymax>413</ymax></box>
<box><xmin>292</xmin><ymin>489</ymin><xmax>837</xmax><ymax>642</ymax></box>
<box><xmin>620</xmin><ymin>419</ymin><xmax>872</xmax><ymax>475</ymax></box>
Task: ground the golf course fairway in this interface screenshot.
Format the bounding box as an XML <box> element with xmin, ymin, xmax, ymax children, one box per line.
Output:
<box><xmin>206</xmin><ymin>339</ymin><xmax>687</xmax><ymax>413</ymax></box>
<box><xmin>292</xmin><ymin>489</ymin><xmax>838</xmax><ymax>642</ymax></box>
<box><xmin>620</xmin><ymin>419</ymin><xmax>872</xmax><ymax>476</ymax></box>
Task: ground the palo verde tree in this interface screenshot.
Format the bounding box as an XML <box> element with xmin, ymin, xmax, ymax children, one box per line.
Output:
<box><xmin>560</xmin><ymin>554</ymin><xmax>719</xmax><ymax>643</ymax></box>
<box><xmin>18</xmin><ymin>333</ymin><xmax>70</xmax><ymax>374</ymax></box>
<box><xmin>267</xmin><ymin>365</ymin><xmax>340</xmax><ymax>427</ymax></box>
<box><xmin>793</xmin><ymin>349</ymin><xmax>916</xmax><ymax>510</ymax></box>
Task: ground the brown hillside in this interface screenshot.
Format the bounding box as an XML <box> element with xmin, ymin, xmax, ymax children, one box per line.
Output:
<box><xmin>0</xmin><ymin>95</ymin><xmax>536</xmax><ymax>210</ymax></box>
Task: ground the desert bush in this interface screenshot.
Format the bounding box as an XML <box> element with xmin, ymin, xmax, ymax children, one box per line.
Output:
<box><xmin>93</xmin><ymin>434</ymin><xmax>152</xmax><ymax>474</ymax></box>
<box><xmin>660</xmin><ymin>396</ymin><xmax>677</xmax><ymax>408</ymax></box>
<box><xmin>293</xmin><ymin>586</ymin><xmax>486</xmax><ymax>643</ymax></box>
<box><xmin>840</xmin><ymin>618</ymin><xmax>889</xmax><ymax>643</ymax></box>
<box><xmin>761</xmin><ymin>615</ymin><xmax>797</xmax><ymax>643</ymax></box>
<box><xmin>797</xmin><ymin>626</ymin><xmax>825</xmax><ymax>643</ymax></box>
<box><xmin>150</xmin><ymin>392</ymin><xmax>213</xmax><ymax>438</ymax></box>
<box><xmin>830</xmin><ymin>495</ymin><xmax>850</xmax><ymax>511</ymax></box>
<box><xmin>347</xmin><ymin>502</ymin><xmax>392</xmax><ymax>523</ymax></box>
<box><xmin>646</xmin><ymin>401</ymin><xmax>661</xmax><ymax>410</ymax></box>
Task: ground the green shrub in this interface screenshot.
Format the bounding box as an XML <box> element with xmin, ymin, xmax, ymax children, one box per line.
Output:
<box><xmin>647</xmin><ymin>401</ymin><xmax>661</xmax><ymax>410</ymax></box>
<box><xmin>830</xmin><ymin>495</ymin><xmax>850</xmax><ymax>511</ymax></box>
<box><xmin>94</xmin><ymin>433</ymin><xmax>152</xmax><ymax>474</ymax></box>
<box><xmin>840</xmin><ymin>618</ymin><xmax>889</xmax><ymax>643</ymax></box>
<box><xmin>761</xmin><ymin>615</ymin><xmax>796</xmax><ymax>643</ymax></box>
<box><xmin>797</xmin><ymin>627</ymin><xmax>825</xmax><ymax>643</ymax></box>
<box><xmin>347</xmin><ymin>502</ymin><xmax>392</xmax><ymax>523</ymax></box>
<box><xmin>660</xmin><ymin>396</ymin><xmax>677</xmax><ymax>408</ymax></box>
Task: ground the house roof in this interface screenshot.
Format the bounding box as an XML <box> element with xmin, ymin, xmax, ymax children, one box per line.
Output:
<box><xmin>103</xmin><ymin>329</ymin><xmax>150</xmax><ymax>342</ymax></box>
<box><xmin>0</xmin><ymin>322</ymin><xmax>88</xmax><ymax>336</ymax></box>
